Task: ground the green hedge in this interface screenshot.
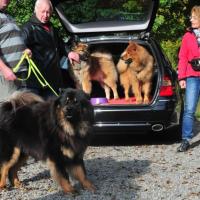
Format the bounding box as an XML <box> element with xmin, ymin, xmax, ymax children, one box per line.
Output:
<box><xmin>7</xmin><ymin>0</ymin><xmax>191</xmax><ymax>70</ymax></box>
<box><xmin>160</xmin><ymin>39</ymin><xmax>182</xmax><ymax>69</ymax></box>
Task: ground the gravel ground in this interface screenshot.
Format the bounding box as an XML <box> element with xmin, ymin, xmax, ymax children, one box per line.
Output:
<box><xmin>1</xmin><ymin>123</ymin><xmax>200</xmax><ymax>200</ymax></box>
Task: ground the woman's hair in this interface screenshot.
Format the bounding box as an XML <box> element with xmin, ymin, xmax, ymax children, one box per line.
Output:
<box><xmin>191</xmin><ymin>6</ymin><xmax>200</xmax><ymax>20</ymax></box>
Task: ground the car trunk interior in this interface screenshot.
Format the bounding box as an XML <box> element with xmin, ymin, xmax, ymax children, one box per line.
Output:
<box><xmin>63</xmin><ymin>41</ymin><xmax>159</xmax><ymax>106</ymax></box>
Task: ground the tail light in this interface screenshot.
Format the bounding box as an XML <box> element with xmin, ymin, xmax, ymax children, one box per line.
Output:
<box><xmin>159</xmin><ymin>75</ymin><xmax>174</xmax><ymax>96</ymax></box>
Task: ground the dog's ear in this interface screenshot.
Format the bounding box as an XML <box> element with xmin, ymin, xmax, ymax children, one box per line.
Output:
<box><xmin>129</xmin><ymin>40</ymin><xmax>136</xmax><ymax>46</ymax></box>
<box><xmin>59</xmin><ymin>88</ymin><xmax>66</xmax><ymax>95</ymax></box>
<box><xmin>78</xmin><ymin>89</ymin><xmax>90</xmax><ymax>100</ymax></box>
<box><xmin>83</xmin><ymin>43</ymin><xmax>89</xmax><ymax>48</ymax></box>
<box><xmin>53</xmin><ymin>95</ymin><xmax>62</xmax><ymax>110</ymax></box>
<box><xmin>129</xmin><ymin>40</ymin><xmax>133</xmax><ymax>45</ymax></box>
<box><xmin>129</xmin><ymin>41</ymin><xmax>137</xmax><ymax>50</ymax></box>
<box><xmin>127</xmin><ymin>42</ymin><xmax>137</xmax><ymax>53</ymax></box>
<box><xmin>71</xmin><ymin>41</ymin><xmax>77</xmax><ymax>50</ymax></box>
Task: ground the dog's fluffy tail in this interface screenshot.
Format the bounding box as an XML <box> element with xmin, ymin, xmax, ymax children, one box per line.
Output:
<box><xmin>91</xmin><ymin>52</ymin><xmax>113</xmax><ymax>60</ymax></box>
<box><xmin>0</xmin><ymin>91</ymin><xmax>44</xmax><ymax>113</ymax></box>
<box><xmin>9</xmin><ymin>91</ymin><xmax>44</xmax><ymax>107</ymax></box>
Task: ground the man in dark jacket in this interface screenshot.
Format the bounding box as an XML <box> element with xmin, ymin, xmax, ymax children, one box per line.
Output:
<box><xmin>22</xmin><ymin>0</ymin><xmax>79</xmax><ymax>98</ymax></box>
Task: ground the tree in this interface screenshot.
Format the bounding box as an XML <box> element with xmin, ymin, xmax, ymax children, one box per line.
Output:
<box><xmin>7</xmin><ymin>0</ymin><xmax>199</xmax><ymax>68</ymax></box>
<box><xmin>153</xmin><ymin>0</ymin><xmax>188</xmax><ymax>67</ymax></box>
<box><xmin>8</xmin><ymin>0</ymin><xmax>35</xmax><ymax>26</ymax></box>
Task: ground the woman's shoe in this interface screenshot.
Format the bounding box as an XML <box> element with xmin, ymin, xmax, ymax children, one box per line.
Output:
<box><xmin>177</xmin><ymin>139</ymin><xmax>190</xmax><ymax>152</ymax></box>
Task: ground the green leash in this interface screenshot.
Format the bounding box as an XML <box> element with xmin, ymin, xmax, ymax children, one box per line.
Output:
<box><xmin>13</xmin><ymin>53</ymin><xmax>59</xmax><ymax>97</ymax></box>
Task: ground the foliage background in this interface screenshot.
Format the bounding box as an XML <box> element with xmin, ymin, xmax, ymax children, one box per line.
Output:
<box><xmin>7</xmin><ymin>0</ymin><xmax>200</xmax><ymax>69</ymax></box>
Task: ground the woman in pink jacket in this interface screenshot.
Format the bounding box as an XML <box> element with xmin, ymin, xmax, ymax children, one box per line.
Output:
<box><xmin>177</xmin><ymin>5</ymin><xmax>200</xmax><ymax>152</ymax></box>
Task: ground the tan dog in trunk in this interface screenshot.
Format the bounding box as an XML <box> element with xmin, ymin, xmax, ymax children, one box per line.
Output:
<box><xmin>69</xmin><ymin>42</ymin><xmax>119</xmax><ymax>99</ymax></box>
<box><xmin>117</xmin><ymin>41</ymin><xmax>154</xmax><ymax>104</ymax></box>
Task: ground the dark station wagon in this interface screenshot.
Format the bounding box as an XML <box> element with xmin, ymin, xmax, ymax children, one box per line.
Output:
<box><xmin>51</xmin><ymin>0</ymin><xmax>183</xmax><ymax>136</ymax></box>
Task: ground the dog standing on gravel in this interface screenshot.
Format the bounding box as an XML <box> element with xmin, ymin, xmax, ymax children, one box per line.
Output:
<box><xmin>69</xmin><ymin>42</ymin><xmax>119</xmax><ymax>99</ymax></box>
<box><xmin>117</xmin><ymin>41</ymin><xmax>154</xmax><ymax>104</ymax></box>
<box><xmin>0</xmin><ymin>88</ymin><xmax>95</xmax><ymax>194</ymax></box>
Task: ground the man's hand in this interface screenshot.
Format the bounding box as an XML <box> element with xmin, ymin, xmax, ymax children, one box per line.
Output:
<box><xmin>24</xmin><ymin>48</ymin><xmax>32</xmax><ymax>58</ymax></box>
<box><xmin>1</xmin><ymin>66</ymin><xmax>16</xmax><ymax>81</ymax></box>
<box><xmin>68</xmin><ymin>51</ymin><xmax>80</xmax><ymax>64</ymax></box>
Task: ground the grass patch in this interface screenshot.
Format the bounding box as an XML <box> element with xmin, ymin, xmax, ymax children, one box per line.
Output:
<box><xmin>195</xmin><ymin>101</ymin><xmax>200</xmax><ymax>119</ymax></box>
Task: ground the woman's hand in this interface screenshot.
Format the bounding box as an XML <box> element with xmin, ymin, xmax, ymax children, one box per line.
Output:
<box><xmin>179</xmin><ymin>80</ymin><xmax>186</xmax><ymax>89</ymax></box>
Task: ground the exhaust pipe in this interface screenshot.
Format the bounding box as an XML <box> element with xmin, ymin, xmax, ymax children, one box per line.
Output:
<box><xmin>151</xmin><ymin>124</ymin><xmax>164</xmax><ymax>132</ymax></box>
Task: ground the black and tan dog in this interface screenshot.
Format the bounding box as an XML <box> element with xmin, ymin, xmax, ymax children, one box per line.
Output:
<box><xmin>0</xmin><ymin>88</ymin><xmax>95</xmax><ymax>194</ymax></box>
<box><xmin>69</xmin><ymin>42</ymin><xmax>119</xmax><ymax>99</ymax></box>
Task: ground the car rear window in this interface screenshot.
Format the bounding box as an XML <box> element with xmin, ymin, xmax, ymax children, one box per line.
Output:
<box><xmin>57</xmin><ymin>0</ymin><xmax>153</xmax><ymax>25</ymax></box>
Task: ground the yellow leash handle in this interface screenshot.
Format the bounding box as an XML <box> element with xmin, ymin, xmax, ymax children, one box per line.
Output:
<box><xmin>12</xmin><ymin>53</ymin><xmax>31</xmax><ymax>80</ymax></box>
<box><xmin>13</xmin><ymin>53</ymin><xmax>59</xmax><ymax>97</ymax></box>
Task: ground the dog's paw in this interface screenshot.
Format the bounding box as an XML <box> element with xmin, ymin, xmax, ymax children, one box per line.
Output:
<box><xmin>143</xmin><ymin>99</ymin><xmax>150</xmax><ymax>104</ymax></box>
<box><xmin>63</xmin><ymin>186</ymin><xmax>78</xmax><ymax>194</ymax></box>
<box><xmin>135</xmin><ymin>99</ymin><xmax>143</xmax><ymax>104</ymax></box>
<box><xmin>82</xmin><ymin>180</ymin><xmax>96</xmax><ymax>192</ymax></box>
<box><xmin>0</xmin><ymin>182</ymin><xmax>7</xmax><ymax>190</ymax></box>
<box><xmin>125</xmin><ymin>96</ymin><xmax>130</xmax><ymax>101</ymax></box>
<box><xmin>13</xmin><ymin>181</ymin><xmax>24</xmax><ymax>189</ymax></box>
<box><xmin>113</xmin><ymin>94</ymin><xmax>119</xmax><ymax>99</ymax></box>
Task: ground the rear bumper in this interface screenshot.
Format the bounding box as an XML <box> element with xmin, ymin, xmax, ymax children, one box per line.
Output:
<box><xmin>93</xmin><ymin>121</ymin><xmax>180</xmax><ymax>134</ymax></box>
<box><xmin>92</xmin><ymin>97</ymin><xmax>182</xmax><ymax>134</ymax></box>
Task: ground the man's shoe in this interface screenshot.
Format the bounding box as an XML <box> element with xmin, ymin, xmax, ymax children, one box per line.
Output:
<box><xmin>177</xmin><ymin>140</ymin><xmax>190</xmax><ymax>152</ymax></box>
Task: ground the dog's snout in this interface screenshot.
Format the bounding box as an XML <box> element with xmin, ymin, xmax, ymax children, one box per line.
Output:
<box><xmin>64</xmin><ymin>106</ymin><xmax>74</xmax><ymax>119</ymax></box>
<box><xmin>120</xmin><ymin>56</ymin><xmax>133</xmax><ymax>64</ymax></box>
<box><xmin>125</xmin><ymin>58</ymin><xmax>133</xmax><ymax>64</ymax></box>
<box><xmin>65</xmin><ymin>106</ymin><xmax>72</xmax><ymax>113</ymax></box>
